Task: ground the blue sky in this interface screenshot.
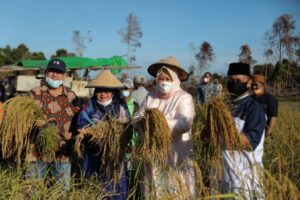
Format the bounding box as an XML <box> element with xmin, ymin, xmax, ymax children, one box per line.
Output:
<box><xmin>0</xmin><ymin>0</ymin><xmax>300</xmax><ymax>78</ymax></box>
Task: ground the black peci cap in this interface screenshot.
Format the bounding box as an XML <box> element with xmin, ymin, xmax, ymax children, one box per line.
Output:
<box><xmin>227</xmin><ymin>63</ymin><xmax>250</xmax><ymax>76</ymax></box>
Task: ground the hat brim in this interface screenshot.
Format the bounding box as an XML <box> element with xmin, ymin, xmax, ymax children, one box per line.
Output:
<box><xmin>47</xmin><ymin>66</ymin><xmax>66</xmax><ymax>73</ymax></box>
<box><xmin>148</xmin><ymin>63</ymin><xmax>189</xmax><ymax>82</ymax></box>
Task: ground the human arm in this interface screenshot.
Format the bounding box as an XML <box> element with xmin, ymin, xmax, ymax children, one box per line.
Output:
<box><xmin>266</xmin><ymin>95</ymin><xmax>278</xmax><ymax>135</ymax></box>
<box><xmin>165</xmin><ymin>93</ymin><xmax>195</xmax><ymax>137</ymax></box>
<box><xmin>76</xmin><ymin>100</ymin><xmax>95</xmax><ymax>130</ymax></box>
<box><xmin>266</xmin><ymin>117</ymin><xmax>277</xmax><ymax>134</ymax></box>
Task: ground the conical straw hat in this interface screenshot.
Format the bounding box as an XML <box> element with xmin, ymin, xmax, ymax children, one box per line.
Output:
<box><xmin>86</xmin><ymin>69</ymin><xmax>124</xmax><ymax>88</ymax></box>
<box><xmin>148</xmin><ymin>56</ymin><xmax>189</xmax><ymax>81</ymax></box>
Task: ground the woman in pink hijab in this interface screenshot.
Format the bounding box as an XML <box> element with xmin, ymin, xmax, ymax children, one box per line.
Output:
<box><xmin>136</xmin><ymin>56</ymin><xmax>196</xmax><ymax>198</ymax></box>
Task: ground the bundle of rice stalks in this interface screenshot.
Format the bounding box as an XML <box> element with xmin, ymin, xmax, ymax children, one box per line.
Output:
<box><xmin>133</xmin><ymin>108</ymin><xmax>171</xmax><ymax>167</ymax></box>
<box><xmin>194</xmin><ymin>97</ymin><xmax>244</xmax><ymax>159</ymax></box>
<box><xmin>0</xmin><ymin>102</ymin><xmax>4</xmax><ymax>126</ymax></box>
<box><xmin>192</xmin><ymin>97</ymin><xmax>245</xmax><ymax>189</ymax></box>
<box><xmin>75</xmin><ymin>119</ymin><xmax>129</xmax><ymax>178</ymax></box>
<box><xmin>36</xmin><ymin>124</ymin><xmax>61</xmax><ymax>161</ymax></box>
<box><xmin>0</xmin><ymin>96</ymin><xmax>46</xmax><ymax>161</ymax></box>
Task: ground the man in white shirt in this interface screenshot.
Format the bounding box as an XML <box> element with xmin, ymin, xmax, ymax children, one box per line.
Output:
<box><xmin>132</xmin><ymin>75</ymin><xmax>148</xmax><ymax>107</ymax></box>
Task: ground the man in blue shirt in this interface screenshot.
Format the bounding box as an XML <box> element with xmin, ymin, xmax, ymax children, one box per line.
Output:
<box><xmin>222</xmin><ymin>63</ymin><xmax>266</xmax><ymax>199</ymax></box>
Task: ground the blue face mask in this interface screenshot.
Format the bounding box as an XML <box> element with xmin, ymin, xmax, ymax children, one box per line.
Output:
<box><xmin>46</xmin><ymin>77</ymin><xmax>64</xmax><ymax>88</ymax></box>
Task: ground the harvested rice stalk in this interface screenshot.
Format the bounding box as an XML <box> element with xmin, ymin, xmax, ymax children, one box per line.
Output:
<box><xmin>36</xmin><ymin>124</ymin><xmax>60</xmax><ymax>161</ymax></box>
<box><xmin>0</xmin><ymin>102</ymin><xmax>3</xmax><ymax>126</ymax></box>
<box><xmin>205</xmin><ymin>97</ymin><xmax>244</xmax><ymax>151</ymax></box>
<box><xmin>193</xmin><ymin>97</ymin><xmax>246</xmax><ymax>186</ymax></box>
<box><xmin>193</xmin><ymin>97</ymin><xmax>244</xmax><ymax>159</ymax></box>
<box><xmin>75</xmin><ymin>119</ymin><xmax>130</xmax><ymax>179</ymax></box>
<box><xmin>133</xmin><ymin>108</ymin><xmax>171</xmax><ymax>167</ymax></box>
<box><xmin>0</xmin><ymin>96</ymin><xmax>45</xmax><ymax>160</ymax></box>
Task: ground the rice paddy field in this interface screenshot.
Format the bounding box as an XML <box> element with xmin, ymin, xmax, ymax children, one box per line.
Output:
<box><xmin>0</xmin><ymin>101</ymin><xmax>299</xmax><ymax>199</ymax></box>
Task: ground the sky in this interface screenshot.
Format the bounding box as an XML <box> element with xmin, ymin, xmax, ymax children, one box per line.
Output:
<box><xmin>0</xmin><ymin>0</ymin><xmax>300</xmax><ymax>78</ymax></box>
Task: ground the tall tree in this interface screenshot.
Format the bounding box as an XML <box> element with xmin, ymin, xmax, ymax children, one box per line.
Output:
<box><xmin>72</xmin><ymin>30</ymin><xmax>93</xmax><ymax>57</ymax></box>
<box><xmin>119</xmin><ymin>13</ymin><xmax>142</xmax><ymax>65</ymax></box>
<box><xmin>265</xmin><ymin>13</ymin><xmax>296</xmax><ymax>62</ymax></box>
<box><xmin>195</xmin><ymin>41</ymin><xmax>214</xmax><ymax>75</ymax></box>
<box><xmin>238</xmin><ymin>44</ymin><xmax>256</xmax><ymax>66</ymax></box>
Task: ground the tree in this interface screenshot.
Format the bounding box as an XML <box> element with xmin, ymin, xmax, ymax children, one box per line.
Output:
<box><xmin>30</xmin><ymin>52</ymin><xmax>46</xmax><ymax>60</ymax></box>
<box><xmin>0</xmin><ymin>44</ymin><xmax>46</xmax><ymax>67</ymax></box>
<box><xmin>72</xmin><ymin>30</ymin><xmax>93</xmax><ymax>57</ymax></box>
<box><xmin>264</xmin><ymin>48</ymin><xmax>273</xmax><ymax>63</ymax></box>
<box><xmin>265</xmin><ymin>14</ymin><xmax>300</xmax><ymax>94</ymax></box>
<box><xmin>195</xmin><ymin>41</ymin><xmax>214</xmax><ymax>75</ymax></box>
<box><xmin>119</xmin><ymin>13</ymin><xmax>142</xmax><ymax>65</ymax></box>
<box><xmin>238</xmin><ymin>44</ymin><xmax>256</xmax><ymax>66</ymax></box>
<box><xmin>265</xmin><ymin>14</ymin><xmax>296</xmax><ymax>62</ymax></box>
<box><xmin>51</xmin><ymin>48</ymin><xmax>76</xmax><ymax>58</ymax></box>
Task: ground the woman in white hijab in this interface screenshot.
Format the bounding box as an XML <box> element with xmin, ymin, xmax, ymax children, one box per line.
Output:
<box><xmin>136</xmin><ymin>56</ymin><xmax>196</xmax><ymax>198</ymax></box>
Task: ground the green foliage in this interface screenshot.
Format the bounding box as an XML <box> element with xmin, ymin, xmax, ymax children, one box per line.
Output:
<box><xmin>0</xmin><ymin>44</ymin><xmax>46</xmax><ymax>67</ymax></box>
<box><xmin>51</xmin><ymin>49</ymin><xmax>76</xmax><ymax>58</ymax></box>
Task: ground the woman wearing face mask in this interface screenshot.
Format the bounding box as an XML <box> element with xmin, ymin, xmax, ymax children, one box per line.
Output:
<box><xmin>122</xmin><ymin>78</ymin><xmax>139</xmax><ymax>117</ymax></box>
<box><xmin>135</xmin><ymin>56</ymin><xmax>196</xmax><ymax>198</ymax></box>
<box><xmin>77</xmin><ymin>69</ymin><xmax>130</xmax><ymax>200</ymax></box>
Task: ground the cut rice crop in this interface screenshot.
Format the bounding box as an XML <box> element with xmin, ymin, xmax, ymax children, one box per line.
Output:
<box><xmin>0</xmin><ymin>96</ymin><xmax>45</xmax><ymax>161</ymax></box>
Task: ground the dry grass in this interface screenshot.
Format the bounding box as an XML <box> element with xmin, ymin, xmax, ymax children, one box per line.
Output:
<box><xmin>0</xmin><ymin>166</ymin><xmax>109</xmax><ymax>200</ymax></box>
<box><xmin>263</xmin><ymin>101</ymin><xmax>300</xmax><ymax>190</ymax></box>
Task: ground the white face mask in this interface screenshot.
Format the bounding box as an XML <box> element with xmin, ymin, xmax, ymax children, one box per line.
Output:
<box><xmin>97</xmin><ymin>98</ymin><xmax>112</xmax><ymax>107</ymax></box>
<box><xmin>122</xmin><ymin>90</ymin><xmax>131</xmax><ymax>97</ymax></box>
<box><xmin>204</xmin><ymin>77</ymin><xmax>209</xmax><ymax>83</ymax></box>
<box><xmin>157</xmin><ymin>81</ymin><xmax>173</xmax><ymax>94</ymax></box>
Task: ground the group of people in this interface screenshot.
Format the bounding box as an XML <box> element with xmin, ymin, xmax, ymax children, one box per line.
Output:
<box><xmin>1</xmin><ymin>55</ymin><xmax>278</xmax><ymax>199</ymax></box>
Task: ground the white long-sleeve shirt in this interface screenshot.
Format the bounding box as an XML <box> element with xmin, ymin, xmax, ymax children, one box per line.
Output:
<box><xmin>136</xmin><ymin>88</ymin><xmax>195</xmax><ymax>166</ymax></box>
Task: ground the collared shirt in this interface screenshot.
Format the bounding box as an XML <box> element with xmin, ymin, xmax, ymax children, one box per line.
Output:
<box><xmin>30</xmin><ymin>85</ymin><xmax>79</xmax><ymax>133</ymax></box>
